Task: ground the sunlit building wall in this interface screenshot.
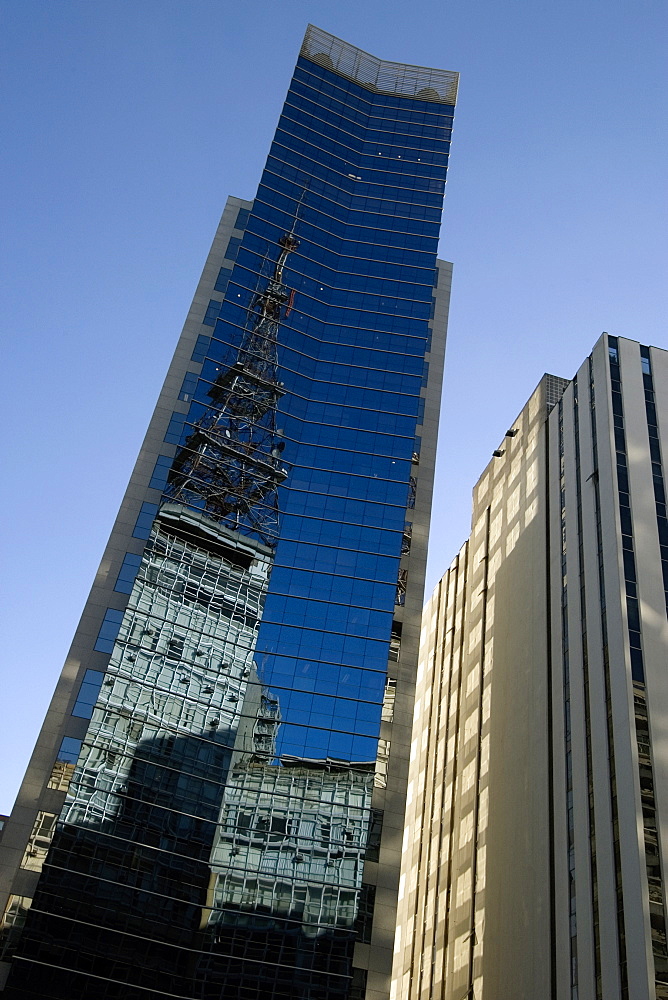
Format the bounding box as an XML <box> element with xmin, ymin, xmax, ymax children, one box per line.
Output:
<box><xmin>393</xmin><ymin>337</ymin><xmax>668</xmax><ymax>1000</ymax></box>
<box><xmin>0</xmin><ymin>25</ymin><xmax>457</xmax><ymax>1000</ymax></box>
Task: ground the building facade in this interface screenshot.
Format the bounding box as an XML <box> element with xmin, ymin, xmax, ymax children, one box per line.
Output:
<box><xmin>0</xmin><ymin>25</ymin><xmax>457</xmax><ymax>1000</ymax></box>
<box><xmin>393</xmin><ymin>336</ymin><xmax>668</xmax><ymax>1000</ymax></box>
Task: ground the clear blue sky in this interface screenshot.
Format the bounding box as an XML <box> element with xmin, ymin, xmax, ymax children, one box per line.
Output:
<box><xmin>1</xmin><ymin>0</ymin><xmax>666</xmax><ymax>812</ymax></box>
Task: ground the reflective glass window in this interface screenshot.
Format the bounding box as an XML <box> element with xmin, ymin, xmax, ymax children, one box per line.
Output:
<box><xmin>71</xmin><ymin>669</ymin><xmax>104</xmax><ymax>719</ymax></box>
<box><xmin>178</xmin><ymin>371</ymin><xmax>199</xmax><ymax>402</ymax></box>
<box><xmin>47</xmin><ymin>737</ymin><xmax>82</xmax><ymax>789</ymax></box>
<box><xmin>20</xmin><ymin>812</ymin><xmax>57</xmax><ymax>873</ymax></box>
<box><xmin>191</xmin><ymin>333</ymin><xmax>211</xmax><ymax>363</ymax></box>
<box><xmin>93</xmin><ymin>608</ymin><xmax>124</xmax><ymax>653</ymax></box>
<box><xmin>224</xmin><ymin>236</ymin><xmax>243</xmax><ymax>261</ymax></box>
<box><xmin>57</xmin><ymin>736</ymin><xmax>82</xmax><ymax>764</ymax></box>
<box><xmin>164</xmin><ymin>411</ymin><xmax>186</xmax><ymax>445</ymax></box>
<box><xmin>149</xmin><ymin>455</ymin><xmax>173</xmax><ymax>491</ymax></box>
<box><xmin>114</xmin><ymin>552</ymin><xmax>143</xmax><ymax>594</ymax></box>
<box><xmin>214</xmin><ymin>267</ymin><xmax>231</xmax><ymax>294</ymax></box>
<box><xmin>132</xmin><ymin>501</ymin><xmax>159</xmax><ymax>540</ymax></box>
<box><xmin>203</xmin><ymin>299</ymin><xmax>224</xmax><ymax>327</ymax></box>
<box><xmin>234</xmin><ymin>207</ymin><xmax>251</xmax><ymax>230</ymax></box>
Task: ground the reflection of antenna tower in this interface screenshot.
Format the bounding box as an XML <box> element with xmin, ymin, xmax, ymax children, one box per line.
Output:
<box><xmin>167</xmin><ymin>232</ymin><xmax>299</xmax><ymax>546</ymax></box>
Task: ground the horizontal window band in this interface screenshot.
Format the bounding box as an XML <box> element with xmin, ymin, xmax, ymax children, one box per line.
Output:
<box><xmin>253</xmin><ymin>188</ymin><xmax>439</xmax><ymax>260</ymax></box>
<box><xmin>15</xmin><ymin>903</ymin><xmax>356</xmax><ymax>985</ymax></box>
<box><xmin>207</xmin><ymin>316</ymin><xmax>428</xmax><ymax>374</ymax></box>
<box><xmin>251</xmin><ymin>167</ymin><xmax>442</xmax><ymax>252</ymax></box>
<box><xmin>31</xmin><ymin>864</ymin><xmax>374</xmax><ymax>945</ymax></box>
<box><xmin>144</xmin><ymin>494</ymin><xmax>408</xmax><ymax>554</ymax></box>
<box><xmin>224</xmin><ymin>263</ymin><xmax>432</xmax><ymax>322</ymax></box>
<box><xmin>226</xmin><ymin>270</ymin><xmax>433</xmax><ymax>327</ymax></box>
<box><xmin>150</xmin><ymin>474</ymin><xmax>413</xmax><ymax>534</ymax></box>
<box><xmin>261</xmin><ymin>166</ymin><xmax>442</xmax><ymax>222</ymax></box>
<box><xmin>175</xmin><ymin>405</ymin><xmax>419</xmax><ymax>461</ymax></box>
<box><xmin>263</xmin><ymin>163</ymin><xmax>442</xmax><ymax>220</ymax></box>
<box><xmin>65</xmin><ymin>732</ymin><xmax>387</xmax><ymax>812</ymax></box>
<box><xmin>240</xmin><ymin>205</ymin><xmax>439</xmax><ymax>275</ymax></box>
<box><xmin>108</xmin><ymin>600</ymin><xmax>394</xmax><ymax>676</ymax></box>
<box><xmin>267</xmin><ymin>156</ymin><xmax>444</xmax><ymax>213</ymax></box>
<box><xmin>51</xmin><ymin>799</ymin><xmax>377</xmax><ymax>867</ymax></box>
<box><xmin>167</xmin><ymin>445</ymin><xmax>414</xmax><ymax>505</ymax></box>
<box><xmin>253</xmin><ymin>184</ymin><xmax>440</xmax><ymax>251</ymax></box>
<box><xmin>182</xmin><ymin>361</ymin><xmax>422</xmax><ymax>424</ymax></box>
<box><xmin>292</xmin><ymin>63</ymin><xmax>455</xmax><ymax>121</ymax></box>
<box><xmin>290</xmin><ymin>73</ymin><xmax>454</xmax><ymax>126</ymax></box>
<box><xmin>214</xmin><ymin>284</ymin><xmax>432</xmax><ymax>344</ymax></box>
<box><xmin>200</xmin><ymin>332</ymin><xmax>424</xmax><ymax>398</ymax></box>
<box><xmin>142</xmin><ymin>517</ymin><xmax>403</xmax><ymax>577</ymax></box>
<box><xmin>250</xmin><ymin>188</ymin><xmax>438</xmax><ymax>278</ymax></box>
<box><xmin>148</xmin><ymin>495</ymin><xmax>409</xmax><ymax>549</ymax></box>
<box><xmin>211</xmin><ymin>274</ymin><xmax>434</xmax><ymax>334</ymax></box>
<box><xmin>280</xmin><ymin>104</ymin><xmax>452</xmax><ymax>158</ymax></box>
<box><xmin>91</xmin><ymin>669</ymin><xmax>388</xmax><ymax>729</ymax></box>
<box><xmin>283</xmin><ymin>92</ymin><xmax>453</xmax><ymax>146</ymax></box>
<box><xmin>273</xmin><ymin>127</ymin><xmax>447</xmax><ymax>189</ymax></box>
<box><xmin>134</xmin><ymin>560</ymin><xmax>398</xmax><ymax>608</ymax></box>
<box><xmin>283</xmin><ymin>97</ymin><xmax>452</xmax><ymax>155</ymax></box>
<box><xmin>271</xmin><ymin>134</ymin><xmax>447</xmax><ymax>194</ymax></box>
<box><xmin>265</xmin><ymin>153</ymin><xmax>444</xmax><ymax>210</ymax></box>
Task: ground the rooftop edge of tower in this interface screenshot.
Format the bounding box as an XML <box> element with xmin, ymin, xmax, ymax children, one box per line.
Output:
<box><xmin>301</xmin><ymin>24</ymin><xmax>459</xmax><ymax>105</ymax></box>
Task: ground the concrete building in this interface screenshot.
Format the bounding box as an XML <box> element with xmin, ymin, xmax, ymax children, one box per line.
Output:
<box><xmin>393</xmin><ymin>335</ymin><xmax>668</xmax><ymax>1000</ymax></box>
<box><xmin>0</xmin><ymin>25</ymin><xmax>457</xmax><ymax>1000</ymax></box>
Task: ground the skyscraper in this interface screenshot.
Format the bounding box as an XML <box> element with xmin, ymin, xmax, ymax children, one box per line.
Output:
<box><xmin>393</xmin><ymin>335</ymin><xmax>668</xmax><ymax>1000</ymax></box>
<box><xmin>0</xmin><ymin>26</ymin><xmax>457</xmax><ymax>1000</ymax></box>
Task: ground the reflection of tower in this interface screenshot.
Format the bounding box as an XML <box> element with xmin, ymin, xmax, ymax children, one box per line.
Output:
<box><xmin>167</xmin><ymin>232</ymin><xmax>299</xmax><ymax>547</ymax></box>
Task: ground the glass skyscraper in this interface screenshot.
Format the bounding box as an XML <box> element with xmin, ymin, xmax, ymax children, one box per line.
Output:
<box><xmin>0</xmin><ymin>26</ymin><xmax>457</xmax><ymax>1000</ymax></box>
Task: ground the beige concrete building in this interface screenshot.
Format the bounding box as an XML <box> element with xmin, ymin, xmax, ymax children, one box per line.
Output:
<box><xmin>393</xmin><ymin>335</ymin><xmax>668</xmax><ymax>1000</ymax></box>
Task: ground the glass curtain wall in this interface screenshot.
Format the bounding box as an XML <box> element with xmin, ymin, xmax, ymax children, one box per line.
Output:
<box><xmin>5</xmin><ymin>33</ymin><xmax>454</xmax><ymax>1000</ymax></box>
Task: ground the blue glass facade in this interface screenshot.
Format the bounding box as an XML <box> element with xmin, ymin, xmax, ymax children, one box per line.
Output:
<box><xmin>1</xmin><ymin>27</ymin><xmax>456</xmax><ymax>1000</ymax></box>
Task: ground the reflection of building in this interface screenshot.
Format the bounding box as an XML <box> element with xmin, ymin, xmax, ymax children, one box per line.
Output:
<box><xmin>394</xmin><ymin>338</ymin><xmax>668</xmax><ymax>1000</ymax></box>
<box><xmin>197</xmin><ymin>757</ymin><xmax>376</xmax><ymax>998</ymax></box>
<box><xmin>208</xmin><ymin>757</ymin><xmax>374</xmax><ymax>930</ymax></box>
<box><xmin>61</xmin><ymin>502</ymin><xmax>274</xmax><ymax>831</ymax></box>
<box><xmin>0</xmin><ymin>25</ymin><xmax>456</xmax><ymax>1000</ymax></box>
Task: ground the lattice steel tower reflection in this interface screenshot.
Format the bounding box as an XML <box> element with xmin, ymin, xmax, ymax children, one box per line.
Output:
<box><xmin>168</xmin><ymin>231</ymin><xmax>299</xmax><ymax>546</ymax></box>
